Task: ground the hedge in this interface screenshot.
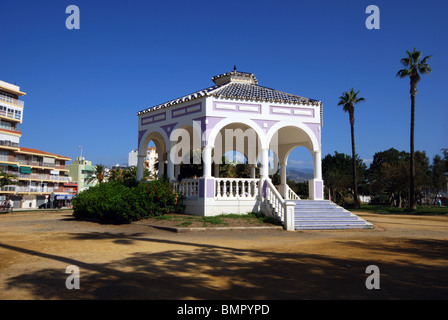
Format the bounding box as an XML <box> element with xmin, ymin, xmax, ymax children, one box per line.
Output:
<box><xmin>72</xmin><ymin>180</ymin><xmax>178</xmax><ymax>224</ymax></box>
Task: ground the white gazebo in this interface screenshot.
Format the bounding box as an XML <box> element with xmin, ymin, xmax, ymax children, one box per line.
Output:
<box><xmin>136</xmin><ymin>69</ymin><xmax>372</xmax><ymax>231</ymax></box>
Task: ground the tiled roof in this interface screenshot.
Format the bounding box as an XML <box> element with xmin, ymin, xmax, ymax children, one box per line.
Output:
<box><xmin>137</xmin><ymin>71</ymin><xmax>321</xmax><ymax>115</ymax></box>
<box><xmin>210</xmin><ymin>82</ymin><xmax>319</xmax><ymax>105</ymax></box>
<box><xmin>138</xmin><ymin>85</ymin><xmax>219</xmax><ymax>115</ymax></box>
<box><xmin>18</xmin><ymin>147</ymin><xmax>71</xmax><ymax>160</ymax></box>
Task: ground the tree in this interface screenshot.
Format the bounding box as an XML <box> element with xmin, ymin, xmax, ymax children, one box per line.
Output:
<box><xmin>85</xmin><ymin>164</ymin><xmax>107</xmax><ymax>185</ymax></box>
<box><xmin>430</xmin><ymin>154</ymin><xmax>447</xmax><ymax>203</ymax></box>
<box><xmin>322</xmin><ymin>151</ymin><xmax>366</xmax><ymax>206</ymax></box>
<box><xmin>397</xmin><ymin>48</ymin><xmax>432</xmax><ymax>209</ymax></box>
<box><xmin>94</xmin><ymin>164</ymin><xmax>106</xmax><ymax>183</ymax></box>
<box><xmin>0</xmin><ymin>169</ymin><xmax>18</xmax><ymax>187</ymax></box>
<box><xmin>368</xmin><ymin>148</ymin><xmax>408</xmax><ymax>207</ymax></box>
<box><xmin>368</xmin><ymin>148</ymin><xmax>432</xmax><ymax>207</ymax></box>
<box><xmin>337</xmin><ymin>88</ymin><xmax>365</xmax><ymax>209</ymax></box>
<box><xmin>109</xmin><ymin>167</ymin><xmax>149</xmax><ymax>187</ymax></box>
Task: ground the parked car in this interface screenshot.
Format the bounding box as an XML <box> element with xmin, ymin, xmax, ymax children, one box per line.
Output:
<box><xmin>38</xmin><ymin>201</ymin><xmax>62</xmax><ymax>209</ymax></box>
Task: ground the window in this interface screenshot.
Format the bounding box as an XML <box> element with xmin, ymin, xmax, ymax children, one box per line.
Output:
<box><xmin>0</xmin><ymin>150</ymin><xmax>9</xmax><ymax>162</ymax></box>
<box><xmin>0</xmin><ymin>92</ymin><xmax>14</xmax><ymax>104</ymax></box>
<box><xmin>0</xmin><ymin>120</ymin><xmax>11</xmax><ymax>130</ymax></box>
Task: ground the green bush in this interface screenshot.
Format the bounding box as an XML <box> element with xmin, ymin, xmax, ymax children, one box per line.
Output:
<box><xmin>73</xmin><ymin>180</ymin><xmax>178</xmax><ymax>224</ymax></box>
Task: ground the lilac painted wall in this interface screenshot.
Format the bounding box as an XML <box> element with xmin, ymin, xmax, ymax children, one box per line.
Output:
<box><xmin>171</xmin><ymin>102</ymin><xmax>202</xmax><ymax>118</ymax></box>
<box><xmin>305</xmin><ymin>122</ymin><xmax>321</xmax><ymax>149</ymax></box>
<box><xmin>138</xmin><ymin>130</ymin><xmax>147</xmax><ymax>147</ymax></box>
<box><xmin>161</xmin><ymin>123</ymin><xmax>178</xmax><ymax>137</ymax></box>
<box><xmin>206</xmin><ymin>179</ymin><xmax>215</xmax><ymax>198</ymax></box>
<box><xmin>213</xmin><ymin>101</ymin><xmax>261</xmax><ymax>114</ymax></box>
<box><xmin>315</xmin><ymin>180</ymin><xmax>323</xmax><ymax>199</ymax></box>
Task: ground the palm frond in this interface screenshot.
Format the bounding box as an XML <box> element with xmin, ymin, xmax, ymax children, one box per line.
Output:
<box><xmin>337</xmin><ymin>88</ymin><xmax>365</xmax><ymax>113</ymax></box>
<box><xmin>397</xmin><ymin>49</ymin><xmax>432</xmax><ymax>80</ymax></box>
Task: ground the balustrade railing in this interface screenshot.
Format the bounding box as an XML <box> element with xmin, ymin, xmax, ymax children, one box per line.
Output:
<box><xmin>287</xmin><ymin>185</ymin><xmax>301</xmax><ymax>200</ymax></box>
<box><xmin>265</xmin><ymin>179</ymin><xmax>286</xmax><ymax>222</ymax></box>
<box><xmin>171</xmin><ymin>177</ymin><xmax>295</xmax><ymax>230</ymax></box>
<box><xmin>215</xmin><ymin>178</ymin><xmax>258</xmax><ymax>199</ymax></box>
<box><xmin>174</xmin><ymin>179</ymin><xmax>199</xmax><ymax>199</ymax></box>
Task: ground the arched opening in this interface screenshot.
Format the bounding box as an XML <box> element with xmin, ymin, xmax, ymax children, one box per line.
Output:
<box><xmin>170</xmin><ymin>124</ymin><xmax>202</xmax><ymax>180</ymax></box>
<box><xmin>268</xmin><ymin>125</ymin><xmax>319</xmax><ymax>200</ymax></box>
<box><xmin>279</xmin><ymin>146</ymin><xmax>314</xmax><ymax>199</ymax></box>
<box><xmin>211</xmin><ymin>122</ymin><xmax>264</xmax><ymax>179</ymax></box>
<box><xmin>138</xmin><ymin>130</ymin><xmax>167</xmax><ymax>181</ymax></box>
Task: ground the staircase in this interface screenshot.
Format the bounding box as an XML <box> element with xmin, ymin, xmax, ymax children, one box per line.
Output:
<box><xmin>292</xmin><ymin>200</ymin><xmax>373</xmax><ymax>230</ymax></box>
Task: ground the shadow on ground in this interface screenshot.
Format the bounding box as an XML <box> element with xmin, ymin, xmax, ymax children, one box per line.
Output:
<box><xmin>1</xmin><ymin>232</ymin><xmax>447</xmax><ymax>300</ymax></box>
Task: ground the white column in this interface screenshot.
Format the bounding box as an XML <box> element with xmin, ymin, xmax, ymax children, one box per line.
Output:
<box><xmin>157</xmin><ymin>155</ymin><xmax>165</xmax><ymax>179</ymax></box>
<box><xmin>214</xmin><ymin>163</ymin><xmax>220</xmax><ymax>178</ymax></box>
<box><xmin>167</xmin><ymin>151</ymin><xmax>174</xmax><ymax>181</ymax></box>
<box><xmin>203</xmin><ymin>146</ymin><xmax>212</xmax><ymax>178</ymax></box>
<box><xmin>250</xmin><ymin>164</ymin><xmax>256</xmax><ymax>179</ymax></box>
<box><xmin>261</xmin><ymin>148</ymin><xmax>269</xmax><ymax>179</ymax></box>
<box><xmin>136</xmin><ymin>155</ymin><xmax>145</xmax><ymax>181</ymax></box>
<box><xmin>314</xmin><ymin>150</ymin><xmax>322</xmax><ymax>180</ymax></box>
<box><xmin>309</xmin><ymin>150</ymin><xmax>323</xmax><ymax>200</ymax></box>
<box><xmin>280</xmin><ymin>161</ymin><xmax>287</xmax><ymax>198</ymax></box>
<box><xmin>280</xmin><ymin>161</ymin><xmax>287</xmax><ymax>185</ymax></box>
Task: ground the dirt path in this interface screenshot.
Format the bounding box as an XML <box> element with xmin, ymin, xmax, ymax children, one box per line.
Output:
<box><xmin>0</xmin><ymin>210</ymin><xmax>447</xmax><ymax>300</ymax></box>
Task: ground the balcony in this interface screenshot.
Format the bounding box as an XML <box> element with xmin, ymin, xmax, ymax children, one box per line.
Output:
<box><xmin>17</xmin><ymin>160</ymin><xmax>57</xmax><ymax>168</ymax></box>
<box><xmin>6</xmin><ymin>171</ymin><xmax>71</xmax><ymax>182</ymax></box>
<box><xmin>0</xmin><ymin>140</ymin><xmax>19</xmax><ymax>149</ymax></box>
<box><xmin>0</xmin><ymin>125</ymin><xmax>21</xmax><ymax>134</ymax></box>
<box><xmin>0</xmin><ymin>95</ymin><xmax>24</xmax><ymax>107</ymax></box>
<box><xmin>1</xmin><ymin>185</ymin><xmax>54</xmax><ymax>193</ymax></box>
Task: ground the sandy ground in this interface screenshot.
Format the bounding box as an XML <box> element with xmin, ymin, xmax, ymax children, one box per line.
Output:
<box><xmin>0</xmin><ymin>209</ymin><xmax>447</xmax><ymax>300</ymax></box>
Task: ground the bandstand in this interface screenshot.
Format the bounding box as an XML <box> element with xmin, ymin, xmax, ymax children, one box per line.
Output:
<box><xmin>136</xmin><ymin>69</ymin><xmax>372</xmax><ymax>231</ymax></box>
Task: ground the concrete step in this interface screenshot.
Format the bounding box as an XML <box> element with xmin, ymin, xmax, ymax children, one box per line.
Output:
<box><xmin>293</xmin><ymin>200</ymin><xmax>372</xmax><ymax>230</ymax></box>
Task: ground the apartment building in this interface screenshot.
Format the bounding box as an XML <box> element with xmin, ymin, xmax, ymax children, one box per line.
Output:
<box><xmin>67</xmin><ymin>157</ymin><xmax>96</xmax><ymax>193</ymax></box>
<box><xmin>128</xmin><ymin>147</ymin><xmax>158</xmax><ymax>175</ymax></box>
<box><xmin>0</xmin><ymin>80</ymin><xmax>72</xmax><ymax>209</ymax></box>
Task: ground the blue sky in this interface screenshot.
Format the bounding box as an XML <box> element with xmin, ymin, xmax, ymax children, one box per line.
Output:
<box><xmin>1</xmin><ymin>0</ymin><xmax>447</xmax><ymax>169</ymax></box>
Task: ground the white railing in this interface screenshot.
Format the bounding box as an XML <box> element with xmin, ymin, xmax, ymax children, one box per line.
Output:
<box><xmin>175</xmin><ymin>179</ymin><xmax>199</xmax><ymax>199</ymax></box>
<box><xmin>264</xmin><ymin>179</ymin><xmax>295</xmax><ymax>230</ymax></box>
<box><xmin>265</xmin><ymin>180</ymin><xmax>286</xmax><ymax>222</ymax></box>
<box><xmin>286</xmin><ymin>184</ymin><xmax>301</xmax><ymax>200</ymax></box>
<box><xmin>0</xmin><ymin>95</ymin><xmax>24</xmax><ymax>107</ymax></box>
<box><xmin>274</xmin><ymin>184</ymin><xmax>301</xmax><ymax>200</ymax></box>
<box><xmin>6</xmin><ymin>171</ymin><xmax>71</xmax><ymax>182</ymax></box>
<box><xmin>0</xmin><ymin>185</ymin><xmax>54</xmax><ymax>193</ymax></box>
<box><xmin>215</xmin><ymin>178</ymin><xmax>259</xmax><ymax>199</ymax></box>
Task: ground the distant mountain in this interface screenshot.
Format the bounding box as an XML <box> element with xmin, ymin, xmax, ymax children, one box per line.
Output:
<box><xmin>286</xmin><ymin>168</ymin><xmax>314</xmax><ymax>182</ymax></box>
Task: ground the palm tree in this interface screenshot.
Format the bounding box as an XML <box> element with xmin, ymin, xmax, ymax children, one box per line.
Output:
<box><xmin>94</xmin><ymin>164</ymin><xmax>106</xmax><ymax>184</ymax></box>
<box><xmin>337</xmin><ymin>88</ymin><xmax>365</xmax><ymax>209</ymax></box>
<box><xmin>0</xmin><ymin>169</ymin><xmax>18</xmax><ymax>187</ymax></box>
<box><xmin>85</xmin><ymin>164</ymin><xmax>106</xmax><ymax>185</ymax></box>
<box><xmin>397</xmin><ymin>48</ymin><xmax>432</xmax><ymax>210</ymax></box>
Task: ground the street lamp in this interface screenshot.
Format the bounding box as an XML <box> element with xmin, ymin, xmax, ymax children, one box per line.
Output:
<box><xmin>77</xmin><ymin>146</ymin><xmax>83</xmax><ymax>194</ymax></box>
<box><xmin>77</xmin><ymin>146</ymin><xmax>83</xmax><ymax>162</ymax></box>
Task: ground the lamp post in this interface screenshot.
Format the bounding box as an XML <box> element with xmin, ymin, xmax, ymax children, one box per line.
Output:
<box><xmin>77</xmin><ymin>146</ymin><xmax>83</xmax><ymax>162</ymax></box>
<box><xmin>77</xmin><ymin>146</ymin><xmax>83</xmax><ymax>194</ymax></box>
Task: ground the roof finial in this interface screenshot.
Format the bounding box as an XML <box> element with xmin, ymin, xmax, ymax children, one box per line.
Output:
<box><xmin>233</xmin><ymin>65</ymin><xmax>237</xmax><ymax>72</ymax></box>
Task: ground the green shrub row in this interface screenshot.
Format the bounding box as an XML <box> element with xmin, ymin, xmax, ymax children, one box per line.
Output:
<box><xmin>72</xmin><ymin>180</ymin><xmax>178</xmax><ymax>224</ymax></box>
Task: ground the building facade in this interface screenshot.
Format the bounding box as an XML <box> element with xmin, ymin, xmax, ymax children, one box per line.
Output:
<box><xmin>0</xmin><ymin>80</ymin><xmax>72</xmax><ymax>208</ymax></box>
<box><xmin>128</xmin><ymin>147</ymin><xmax>158</xmax><ymax>176</ymax></box>
<box><xmin>67</xmin><ymin>158</ymin><xmax>96</xmax><ymax>193</ymax></box>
